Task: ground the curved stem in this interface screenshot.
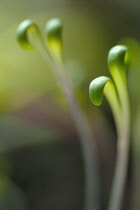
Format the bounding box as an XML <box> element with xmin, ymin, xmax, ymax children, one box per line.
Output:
<box><xmin>104</xmin><ymin>80</ymin><xmax>122</xmax><ymax>136</ymax></box>
<box><xmin>28</xmin><ymin>30</ymin><xmax>100</xmax><ymax>210</ymax></box>
<box><xmin>58</xmin><ymin>65</ymin><xmax>100</xmax><ymax>210</ymax></box>
<box><xmin>108</xmin><ymin>129</ymin><xmax>130</xmax><ymax>210</ymax></box>
<box><xmin>108</xmin><ymin>72</ymin><xmax>130</xmax><ymax>210</ymax></box>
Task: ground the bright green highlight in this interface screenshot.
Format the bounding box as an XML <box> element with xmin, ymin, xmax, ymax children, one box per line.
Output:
<box><xmin>16</xmin><ymin>19</ymin><xmax>40</xmax><ymax>51</ymax></box>
<box><xmin>45</xmin><ymin>18</ymin><xmax>63</xmax><ymax>60</ymax></box>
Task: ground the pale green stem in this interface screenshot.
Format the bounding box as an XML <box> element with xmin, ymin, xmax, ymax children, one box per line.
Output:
<box><xmin>104</xmin><ymin>80</ymin><xmax>122</xmax><ymax>136</ymax></box>
<box><xmin>108</xmin><ymin>70</ymin><xmax>130</xmax><ymax>210</ymax></box>
<box><xmin>28</xmin><ymin>30</ymin><xmax>100</xmax><ymax>210</ymax></box>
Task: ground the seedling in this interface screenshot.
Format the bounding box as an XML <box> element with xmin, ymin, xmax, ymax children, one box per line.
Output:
<box><xmin>89</xmin><ymin>45</ymin><xmax>131</xmax><ymax>210</ymax></box>
<box><xmin>16</xmin><ymin>19</ymin><xmax>100</xmax><ymax>210</ymax></box>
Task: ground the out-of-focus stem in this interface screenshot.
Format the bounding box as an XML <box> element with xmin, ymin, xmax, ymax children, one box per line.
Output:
<box><xmin>28</xmin><ymin>30</ymin><xmax>100</xmax><ymax>210</ymax></box>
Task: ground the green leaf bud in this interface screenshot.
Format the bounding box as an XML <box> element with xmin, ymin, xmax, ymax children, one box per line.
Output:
<box><xmin>89</xmin><ymin>76</ymin><xmax>112</xmax><ymax>106</ymax></box>
<box><xmin>108</xmin><ymin>45</ymin><xmax>130</xmax><ymax>73</ymax></box>
<box><xmin>16</xmin><ymin>19</ymin><xmax>40</xmax><ymax>51</ymax></box>
<box><xmin>45</xmin><ymin>18</ymin><xmax>63</xmax><ymax>59</ymax></box>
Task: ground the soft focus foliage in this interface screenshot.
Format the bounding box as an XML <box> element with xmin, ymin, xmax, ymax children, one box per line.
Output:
<box><xmin>0</xmin><ymin>0</ymin><xmax>140</xmax><ymax>210</ymax></box>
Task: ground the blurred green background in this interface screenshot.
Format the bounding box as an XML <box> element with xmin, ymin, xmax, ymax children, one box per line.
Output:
<box><xmin>0</xmin><ymin>0</ymin><xmax>140</xmax><ymax>209</ymax></box>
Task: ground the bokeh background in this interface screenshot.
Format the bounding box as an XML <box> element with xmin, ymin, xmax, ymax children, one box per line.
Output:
<box><xmin>0</xmin><ymin>0</ymin><xmax>140</xmax><ymax>209</ymax></box>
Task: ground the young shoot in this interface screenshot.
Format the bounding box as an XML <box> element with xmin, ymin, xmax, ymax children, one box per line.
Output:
<box><xmin>45</xmin><ymin>18</ymin><xmax>63</xmax><ymax>61</ymax></box>
<box><xmin>89</xmin><ymin>45</ymin><xmax>131</xmax><ymax>210</ymax></box>
<box><xmin>89</xmin><ymin>76</ymin><xmax>121</xmax><ymax>135</ymax></box>
<box><xmin>16</xmin><ymin>18</ymin><xmax>100</xmax><ymax>210</ymax></box>
<box><xmin>16</xmin><ymin>19</ymin><xmax>41</xmax><ymax>51</ymax></box>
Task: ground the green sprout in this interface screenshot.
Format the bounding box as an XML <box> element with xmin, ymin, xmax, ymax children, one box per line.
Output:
<box><xmin>45</xmin><ymin>18</ymin><xmax>63</xmax><ymax>61</ymax></box>
<box><xmin>16</xmin><ymin>19</ymin><xmax>41</xmax><ymax>51</ymax></box>
<box><xmin>16</xmin><ymin>18</ymin><xmax>100</xmax><ymax>210</ymax></box>
<box><xmin>89</xmin><ymin>45</ymin><xmax>130</xmax><ymax>210</ymax></box>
